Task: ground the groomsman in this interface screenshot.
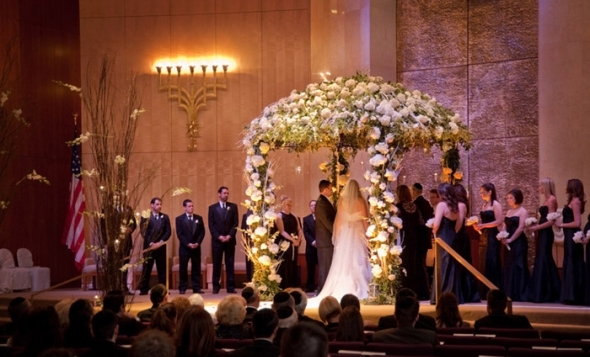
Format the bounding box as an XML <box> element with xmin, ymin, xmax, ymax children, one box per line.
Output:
<box><xmin>412</xmin><ymin>182</ymin><xmax>434</xmax><ymax>254</ymax></box>
<box><xmin>208</xmin><ymin>186</ymin><xmax>239</xmax><ymax>294</ymax></box>
<box><xmin>139</xmin><ymin>197</ymin><xmax>171</xmax><ymax>295</ymax></box>
<box><xmin>303</xmin><ymin>200</ymin><xmax>318</xmax><ymax>293</ymax></box>
<box><xmin>315</xmin><ymin>180</ymin><xmax>336</xmax><ymax>295</ymax></box>
<box><xmin>176</xmin><ymin>199</ymin><xmax>205</xmax><ymax>294</ymax></box>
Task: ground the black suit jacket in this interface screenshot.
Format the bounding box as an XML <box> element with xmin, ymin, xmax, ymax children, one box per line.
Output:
<box><xmin>303</xmin><ymin>214</ymin><xmax>317</xmax><ymax>255</ymax></box>
<box><xmin>208</xmin><ymin>201</ymin><xmax>239</xmax><ymax>247</ymax></box>
<box><xmin>230</xmin><ymin>339</ymin><xmax>279</xmax><ymax>357</ymax></box>
<box><xmin>140</xmin><ymin>213</ymin><xmax>171</xmax><ymax>249</ymax></box>
<box><xmin>414</xmin><ymin>195</ymin><xmax>434</xmax><ymax>251</ymax></box>
<box><xmin>176</xmin><ymin>213</ymin><xmax>205</xmax><ymax>255</ymax></box>
<box><xmin>377</xmin><ymin>313</ymin><xmax>436</xmax><ymax>331</ymax></box>
<box><xmin>80</xmin><ymin>340</ymin><xmax>128</xmax><ymax>357</ymax></box>
<box><xmin>315</xmin><ymin>194</ymin><xmax>336</xmax><ymax>248</ymax></box>
<box><xmin>474</xmin><ymin>313</ymin><xmax>533</xmax><ymax>330</ymax></box>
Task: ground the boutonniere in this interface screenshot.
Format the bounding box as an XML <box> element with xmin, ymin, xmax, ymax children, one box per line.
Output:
<box><xmin>195</xmin><ymin>219</ymin><xmax>199</xmax><ymax>224</ymax></box>
<box><xmin>226</xmin><ymin>206</ymin><xmax>231</xmax><ymax>211</ymax></box>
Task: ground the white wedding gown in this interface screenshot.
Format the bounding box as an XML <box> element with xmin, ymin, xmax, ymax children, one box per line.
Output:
<box><xmin>315</xmin><ymin>210</ymin><xmax>372</xmax><ymax>301</ymax></box>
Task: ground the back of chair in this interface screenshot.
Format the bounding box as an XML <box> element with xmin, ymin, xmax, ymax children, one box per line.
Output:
<box><xmin>16</xmin><ymin>248</ymin><xmax>34</xmax><ymax>268</ymax></box>
<box><xmin>435</xmin><ymin>344</ymin><xmax>505</xmax><ymax>357</ymax></box>
<box><xmin>478</xmin><ymin>327</ymin><xmax>539</xmax><ymax>339</ymax></box>
<box><xmin>365</xmin><ymin>342</ymin><xmax>434</xmax><ymax>356</ymax></box>
<box><xmin>328</xmin><ymin>341</ymin><xmax>366</xmax><ymax>354</ymax></box>
<box><xmin>0</xmin><ymin>249</ymin><xmax>15</xmax><ymax>268</ymax></box>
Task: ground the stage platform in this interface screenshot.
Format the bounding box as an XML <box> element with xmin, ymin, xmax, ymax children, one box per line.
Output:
<box><xmin>1</xmin><ymin>288</ymin><xmax>588</xmax><ymax>333</ymax></box>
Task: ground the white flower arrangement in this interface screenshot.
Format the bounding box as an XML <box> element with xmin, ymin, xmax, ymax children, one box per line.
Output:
<box><xmin>466</xmin><ymin>216</ymin><xmax>479</xmax><ymax>226</ymax></box>
<box><xmin>171</xmin><ymin>187</ymin><xmax>192</xmax><ymax>197</ymax></box>
<box><xmin>525</xmin><ymin>217</ymin><xmax>538</xmax><ymax>226</ymax></box>
<box><xmin>547</xmin><ymin>212</ymin><xmax>561</xmax><ymax>221</ymax></box>
<box><xmin>497</xmin><ymin>231</ymin><xmax>509</xmax><ymax>240</ymax></box>
<box><xmin>425</xmin><ymin>218</ymin><xmax>434</xmax><ymax>228</ymax></box>
<box><xmin>573</xmin><ymin>231</ymin><xmax>584</xmax><ymax>244</ymax></box>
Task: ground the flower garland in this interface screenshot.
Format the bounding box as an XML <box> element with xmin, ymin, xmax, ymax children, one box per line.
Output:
<box><xmin>242</xmin><ymin>73</ymin><xmax>470</xmax><ymax>302</ymax></box>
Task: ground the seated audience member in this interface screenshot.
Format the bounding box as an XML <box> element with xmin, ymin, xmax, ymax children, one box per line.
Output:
<box><xmin>188</xmin><ymin>293</ymin><xmax>205</xmax><ymax>308</ymax></box>
<box><xmin>286</xmin><ymin>287</ymin><xmax>321</xmax><ymax>325</ymax></box>
<box><xmin>318</xmin><ymin>296</ymin><xmax>341</xmax><ymax>333</ymax></box>
<box><xmin>103</xmin><ymin>290</ymin><xmax>144</xmax><ymax>336</ymax></box>
<box><xmin>170</xmin><ymin>296</ymin><xmax>191</xmax><ymax>320</ymax></box>
<box><xmin>280</xmin><ymin>322</ymin><xmax>329</xmax><ymax>357</ymax></box>
<box><xmin>64</xmin><ymin>298</ymin><xmax>94</xmax><ymax>348</ymax></box>
<box><xmin>137</xmin><ymin>284</ymin><xmax>168</xmax><ymax>322</ymax></box>
<box><xmin>474</xmin><ymin>289</ymin><xmax>533</xmax><ymax>330</ymax></box>
<box><xmin>149</xmin><ymin>302</ymin><xmax>177</xmax><ymax>337</ymax></box>
<box><xmin>373</xmin><ymin>296</ymin><xmax>439</xmax><ymax>346</ymax></box>
<box><xmin>241</xmin><ymin>286</ymin><xmax>260</xmax><ymax>324</ymax></box>
<box><xmin>176</xmin><ymin>306</ymin><xmax>227</xmax><ymax>357</ymax></box>
<box><xmin>54</xmin><ymin>298</ymin><xmax>76</xmax><ymax>329</ymax></box>
<box><xmin>340</xmin><ymin>294</ymin><xmax>360</xmax><ymax>310</ymax></box>
<box><xmin>377</xmin><ymin>288</ymin><xmax>435</xmax><ymax>331</ymax></box>
<box><xmin>271</xmin><ymin>291</ymin><xmax>295</xmax><ymax>311</ymax></box>
<box><xmin>273</xmin><ymin>306</ymin><xmax>298</xmax><ymax>347</ymax></box>
<box><xmin>131</xmin><ymin>329</ymin><xmax>176</xmax><ymax>357</ymax></box>
<box><xmin>6</xmin><ymin>297</ymin><xmax>31</xmax><ymax>335</ymax></box>
<box><xmin>12</xmin><ymin>306</ymin><xmax>63</xmax><ymax>357</ymax></box>
<box><xmin>230</xmin><ymin>309</ymin><xmax>280</xmax><ymax>357</ymax></box>
<box><xmin>436</xmin><ymin>291</ymin><xmax>470</xmax><ymax>328</ymax></box>
<box><xmin>335</xmin><ymin>306</ymin><xmax>365</xmax><ymax>342</ymax></box>
<box><xmin>215</xmin><ymin>295</ymin><xmax>253</xmax><ymax>339</ymax></box>
<box><xmin>81</xmin><ymin>310</ymin><xmax>127</xmax><ymax>357</ymax></box>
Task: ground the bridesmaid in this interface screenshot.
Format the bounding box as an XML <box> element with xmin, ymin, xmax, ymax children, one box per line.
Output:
<box><xmin>454</xmin><ymin>184</ymin><xmax>480</xmax><ymax>303</ymax></box>
<box><xmin>474</xmin><ymin>183</ymin><xmax>503</xmax><ymax>290</ymax></box>
<box><xmin>556</xmin><ymin>179</ymin><xmax>586</xmax><ymax>305</ymax></box>
<box><xmin>501</xmin><ymin>188</ymin><xmax>530</xmax><ymax>302</ymax></box>
<box><xmin>431</xmin><ymin>183</ymin><xmax>462</xmax><ymax>303</ymax></box>
<box><xmin>274</xmin><ymin>195</ymin><xmax>303</xmax><ymax>289</ymax></box>
<box><xmin>527</xmin><ymin>178</ymin><xmax>561</xmax><ymax>303</ymax></box>
<box><xmin>581</xmin><ymin>214</ymin><xmax>590</xmax><ymax>306</ymax></box>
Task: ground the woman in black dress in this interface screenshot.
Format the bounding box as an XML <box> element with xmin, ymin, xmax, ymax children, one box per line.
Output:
<box><xmin>432</xmin><ymin>183</ymin><xmax>462</xmax><ymax>302</ymax></box>
<box><xmin>474</xmin><ymin>183</ymin><xmax>503</xmax><ymax>291</ymax></box>
<box><xmin>274</xmin><ymin>195</ymin><xmax>303</xmax><ymax>289</ymax></box>
<box><xmin>582</xmin><ymin>214</ymin><xmax>590</xmax><ymax>306</ymax></box>
<box><xmin>501</xmin><ymin>188</ymin><xmax>530</xmax><ymax>302</ymax></box>
<box><xmin>556</xmin><ymin>179</ymin><xmax>586</xmax><ymax>305</ymax></box>
<box><xmin>454</xmin><ymin>184</ymin><xmax>480</xmax><ymax>303</ymax></box>
<box><xmin>396</xmin><ymin>185</ymin><xmax>429</xmax><ymax>300</ymax></box>
<box><xmin>527</xmin><ymin>177</ymin><xmax>561</xmax><ymax>303</ymax></box>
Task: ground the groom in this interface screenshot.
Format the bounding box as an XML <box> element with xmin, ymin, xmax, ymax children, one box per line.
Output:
<box><xmin>315</xmin><ymin>180</ymin><xmax>336</xmax><ymax>295</ymax></box>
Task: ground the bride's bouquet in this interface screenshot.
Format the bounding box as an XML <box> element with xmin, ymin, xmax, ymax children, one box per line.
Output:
<box><xmin>425</xmin><ymin>218</ymin><xmax>434</xmax><ymax>228</ymax></box>
<box><xmin>497</xmin><ymin>230</ymin><xmax>511</xmax><ymax>251</ymax></box>
<box><xmin>466</xmin><ymin>216</ymin><xmax>479</xmax><ymax>226</ymax></box>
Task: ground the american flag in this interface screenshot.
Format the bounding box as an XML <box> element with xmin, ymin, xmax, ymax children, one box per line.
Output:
<box><xmin>61</xmin><ymin>125</ymin><xmax>86</xmax><ymax>271</ymax></box>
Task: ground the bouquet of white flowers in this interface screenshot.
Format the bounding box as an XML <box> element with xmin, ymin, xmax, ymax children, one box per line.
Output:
<box><xmin>573</xmin><ymin>231</ymin><xmax>584</xmax><ymax>244</ymax></box>
<box><xmin>466</xmin><ymin>216</ymin><xmax>479</xmax><ymax>226</ymax></box>
<box><xmin>525</xmin><ymin>217</ymin><xmax>537</xmax><ymax>226</ymax></box>
<box><xmin>547</xmin><ymin>212</ymin><xmax>561</xmax><ymax>221</ymax></box>
<box><xmin>497</xmin><ymin>230</ymin><xmax>511</xmax><ymax>250</ymax></box>
<box><xmin>425</xmin><ymin>218</ymin><xmax>434</xmax><ymax>228</ymax></box>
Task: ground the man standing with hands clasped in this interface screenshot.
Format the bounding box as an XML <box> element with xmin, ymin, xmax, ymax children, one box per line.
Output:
<box><xmin>139</xmin><ymin>197</ymin><xmax>171</xmax><ymax>295</ymax></box>
<box><xmin>176</xmin><ymin>199</ymin><xmax>205</xmax><ymax>294</ymax></box>
<box><xmin>315</xmin><ymin>180</ymin><xmax>336</xmax><ymax>296</ymax></box>
<box><xmin>208</xmin><ymin>186</ymin><xmax>239</xmax><ymax>294</ymax></box>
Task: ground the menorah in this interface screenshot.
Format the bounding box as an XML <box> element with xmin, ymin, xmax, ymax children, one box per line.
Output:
<box><xmin>156</xmin><ymin>64</ymin><xmax>228</xmax><ymax>151</ymax></box>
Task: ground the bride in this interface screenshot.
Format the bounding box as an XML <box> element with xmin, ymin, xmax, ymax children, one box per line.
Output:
<box><xmin>315</xmin><ymin>179</ymin><xmax>372</xmax><ymax>301</ymax></box>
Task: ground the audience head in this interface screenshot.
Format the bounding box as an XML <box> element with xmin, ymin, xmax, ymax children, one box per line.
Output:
<box><xmin>149</xmin><ymin>302</ymin><xmax>177</xmax><ymax>337</ymax></box>
<box><xmin>91</xmin><ymin>310</ymin><xmax>119</xmax><ymax>342</ymax></box>
<box><xmin>170</xmin><ymin>296</ymin><xmax>191</xmax><ymax>319</ymax></box>
<box><xmin>216</xmin><ymin>295</ymin><xmax>246</xmax><ymax>326</ymax></box>
<box><xmin>277</xmin><ymin>306</ymin><xmax>298</xmax><ymax>329</ymax></box>
<box><xmin>437</xmin><ymin>183</ymin><xmax>458</xmax><ymax>212</ymax></box>
<box><xmin>187</xmin><ymin>293</ymin><xmax>204</xmax><ymax>308</ymax></box>
<box><xmin>429</xmin><ymin>188</ymin><xmax>440</xmax><ymax>207</ymax></box>
<box><xmin>176</xmin><ymin>306</ymin><xmax>215</xmax><ymax>357</ymax></box>
<box><xmin>396</xmin><ymin>287</ymin><xmax>417</xmax><ymax>299</ymax></box>
<box><xmin>318</xmin><ymin>296</ymin><xmax>341</xmax><ymax>324</ymax></box>
<box><xmin>280</xmin><ymin>322</ymin><xmax>329</xmax><ymax>357</ymax></box>
<box><xmin>567</xmin><ymin>178</ymin><xmax>586</xmax><ymax>214</ymax></box>
<box><xmin>102</xmin><ymin>290</ymin><xmax>125</xmax><ymax>314</ymax></box>
<box><xmin>286</xmin><ymin>288</ymin><xmax>307</xmax><ymax>316</ymax></box>
<box><xmin>480</xmin><ymin>182</ymin><xmax>497</xmax><ymax>203</ymax></box>
<box><xmin>435</xmin><ymin>291</ymin><xmax>463</xmax><ymax>328</ymax></box>
<box><xmin>411</xmin><ymin>183</ymin><xmax>423</xmax><ymax>198</ymax></box>
<box><xmin>251</xmin><ymin>309</ymin><xmax>278</xmax><ymax>339</ymax></box>
<box><xmin>272</xmin><ymin>291</ymin><xmax>295</xmax><ymax>310</ymax></box>
<box><xmin>131</xmin><ymin>329</ymin><xmax>175</xmax><ymax>357</ymax></box>
<box><xmin>19</xmin><ymin>306</ymin><xmax>62</xmax><ymax>353</ymax></box>
<box><xmin>394</xmin><ymin>295</ymin><xmax>419</xmax><ymax>327</ymax></box>
<box><xmin>340</xmin><ymin>294</ymin><xmax>360</xmax><ymax>310</ymax></box>
<box><xmin>241</xmin><ymin>286</ymin><xmax>260</xmax><ymax>307</ymax></box>
<box><xmin>8</xmin><ymin>297</ymin><xmax>30</xmax><ymax>324</ymax></box>
<box><xmin>396</xmin><ymin>185</ymin><xmax>413</xmax><ymax>204</ymax></box>
<box><xmin>319</xmin><ymin>179</ymin><xmax>333</xmax><ymax>197</ymax></box>
<box><xmin>335</xmin><ymin>306</ymin><xmax>365</xmax><ymax>342</ymax></box>
<box><xmin>486</xmin><ymin>289</ymin><xmax>508</xmax><ymax>315</ymax></box>
<box><xmin>539</xmin><ymin>177</ymin><xmax>556</xmax><ymax>196</ymax></box>
<box><xmin>150</xmin><ymin>284</ymin><xmax>168</xmax><ymax>306</ymax></box>
<box><xmin>68</xmin><ymin>298</ymin><xmax>94</xmax><ymax>329</ymax></box>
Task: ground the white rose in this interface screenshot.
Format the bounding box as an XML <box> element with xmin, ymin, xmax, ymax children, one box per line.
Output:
<box><xmin>377</xmin><ymin>231</ymin><xmax>388</xmax><ymax>242</ymax></box>
<box><xmin>367</xmin><ymin>82</ymin><xmax>380</xmax><ymax>93</ymax></box>
<box><xmin>372</xmin><ymin>264</ymin><xmax>383</xmax><ymax>278</ymax></box>
<box><xmin>364</xmin><ymin>101</ymin><xmax>376</xmax><ymax>111</ymax></box>
<box><xmin>321</xmin><ymin>108</ymin><xmax>332</xmax><ymax>118</ymax></box>
<box><xmin>369</xmin><ymin>127</ymin><xmax>381</xmax><ymax>140</ymax></box>
<box><xmin>254</xmin><ymin>226</ymin><xmax>268</xmax><ymax>237</ymax></box>
<box><xmin>366</xmin><ymin>225</ymin><xmax>376</xmax><ymax>237</ymax></box>
<box><xmin>251</xmin><ymin>155</ymin><xmax>266</xmax><ymax>167</ymax></box>
<box><xmin>434</xmin><ymin>126</ymin><xmax>444</xmax><ymax>139</ymax></box>
<box><xmin>264</xmin><ymin>194</ymin><xmax>275</xmax><ymax>205</ymax></box>
<box><xmin>280</xmin><ymin>241</ymin><xmax>290</xmax><ymax>251</ymax></box>
<box><xmin>368</xmin><ymin>197</ymin><xmax>379</xmax><ymax>207</ymax></box>
<box><xmin>264</xmin><ymin>210</ymin><xmax>277</xmax><ymax>221</ymax></box>
<box><xmin>379</xmin><ymin>115</ymin><xmax>391</xmax><ymax>126</ymax></box>
<box><xmin>260</xmin><ymin>243</ymin><xmax>268</xmax><ymax>250</ymax></box>
<box><xmin>251</xmin><ymin>190</ymin><xmax>263</xmax><ymax>201</ymax></box>
<box><xmin>251</xmin><ymin>247</ymin><xmax>259</xmax><ymax>254</ymax></box>
<box><xmin>258</xmin><ymin>255</ymin><xmax>271</xmax><ymax>266</ymax></box>
<box><xmin>374</xmin><ymin>142</ymin><xmax>389</xmax><ymax>155</ymax></box>
<box><xmin>391</xmin><ymin>216</ymin><xmax>403</xmax><ymax>229</ymax></box>
<box><xmin>369</xmin><ymin>154</ymin><xmax>387</xmax><ymax>167</ymax></box>
<box><xmin>390</xmin><ymin>245</ymin><xmax>402</xmax><ymax>255</ymax></box>
<box><xmin>269</xmin><ymin>244</ymin><xmax>280</xmax><ymax>254</ymax></box>
<box><xmin>449</xmin><ymin>122</ymin><xmax>459</xmax><ymax>134</ymax></box>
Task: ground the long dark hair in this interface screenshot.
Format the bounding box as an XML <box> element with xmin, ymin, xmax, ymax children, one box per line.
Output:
<box><xmin>335</xmin><ymin>306</ymin><xmax>365</xmax><ymax>342</ymax></box>
<box><xmin>435</xmin><ymin>292</ymin><xmax>464</xmax><ymax>328</ymax></box>
<box><xmin>481</xmin><ymin>182</ymin><xmax>497</xmax><ymax>203</ymax></box>
<box><xmin>438</xmin><ymin>183</ymin><xmax>458</xmax><ymax>213</ymax></box>
<box><xmin>566</xmin><ymin>179</ymin><xmax>586</xmax><ymax>214</ymax></box>
<box><xmin>176</xmin><ymin>306</ymin><xmax>215</xmax><ymax>357</ymax></box>
<box><xmin>395</xmin><ymin>185</ymin><xmax>413</xmax><ymax>204</ymax></box>
<box><xmin>454</xmin><ymin>184</ymin><xmax>469</xmax><ymax>216</ymax></box>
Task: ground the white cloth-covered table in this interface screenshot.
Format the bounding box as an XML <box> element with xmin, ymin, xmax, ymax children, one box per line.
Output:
<box><xmin>0</xmin><ymin>248</ymin><xmax>32</xmax><ymax>292</ymax></box>
<box><xmin>16</xmin><ymin>248</ymin><xmax>50</xmax><ymax>292</ymax></box>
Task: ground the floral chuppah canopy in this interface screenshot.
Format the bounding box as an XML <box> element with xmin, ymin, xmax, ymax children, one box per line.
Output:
<box><xmin>241</xmin><ymin>73</ymin><xmax>470</xmax><ymax>303</ymax></box>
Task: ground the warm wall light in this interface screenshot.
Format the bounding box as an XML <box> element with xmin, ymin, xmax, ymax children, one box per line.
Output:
<box><xmin>155</xmin><ymin>58</ymin><xmax>230</xmax><ymax>151</ymax></box>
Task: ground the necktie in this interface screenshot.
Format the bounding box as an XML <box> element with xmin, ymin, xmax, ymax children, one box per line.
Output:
<box><xmin>188</xmin><ymin>215</ymin><xmax>193</xmax><ymax>221</ymax></box>
<box><xmin>222</xmin><ymin>203</ymin><xmax>226</xmax><ymax>210</ymax></box>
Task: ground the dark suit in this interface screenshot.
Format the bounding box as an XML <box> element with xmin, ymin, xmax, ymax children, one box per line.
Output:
<box><xmin>176</xmin><ymin>213</ymin><xmax>205</xmax><ymax>292</ymax></box>
<box><xmin>230</xmin><ymin>339</ymin><xmax>279</xmax><ymax>357</ymax></box>
<box><xmin>303</xmin><ymin>213</ymin><xmax>318</xmax><ymax>292</ymax></box>
<box><xmin>474</xmin><ymin>313</ymin><xmax>533</xmax><ymax>330</ymax></box>
<box><xmin>377</xmin><ymin>313</ymin><xmax>436</xmax><ymax>331</ymax></box>
<box><xmin>373</xmin><ymin>326</ymin><xmax>439</xmax><ymax>346</ymax></box>
<box><xmin>80</xmin><ymin>340</ymin><xmax>128</xmax><ymax>357</ymax></box>
<box><xmin>413</xmin><ymin>195</ymin><xmax>434</xmax><ymax>252</ymax></box>
<box><xmin>139</xmin><ymin>212</ymin><xmax>171</xmax><ymax>293</ymax></box>
<box><xmin>241</xmin><ymin>211</ymin><xmax>253</xmax><ymax>282</ymax></box>
<box><xmin>208</xmin><ymin>201</ymin><xmax>239</xmax><ymax>292</ymax></box>
<box><xmin>315</xmin><ymin>194</ymin><xmax>336</xmax><ymax>291</ymax></box>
